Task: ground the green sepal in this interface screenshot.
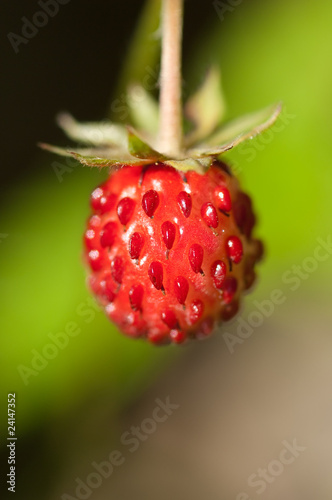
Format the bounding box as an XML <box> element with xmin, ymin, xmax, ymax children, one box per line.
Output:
<box><xmin>39</xmin><ymin>143</ymin><xmax>74</xmax><ymax>158</ymax></box>
<box><xmin>127</xmin><ymin>127</ymin><xmax>165</xmax><ymax>160</ymax></box>
<box><xmin>71</xmin><ymin>152</ymin><xmax>152</xmax><ymax>168</ymax></box>
<box><xmin>164</xmin><ymin>158</ymin><xmax>206</xmax><ymax>174</ymax></box>
<box><xmin>39</xmin><ymin>142</ymin><xmax>129</xmax><ymax>160</ymax></box>
<box><xmin>184</xmin><ymin>66</ymin><xmax>226</xmax><ymax>147</ymax></box>
<box><xmin>127</xmin><ymin>84</ymin><xmax>159</xmax><ymax>137</ymax></box>
<box><xmin>189</xmin><ymin>102</ymin><xmax>282</xmax><ymax>157</ymax></box>
<box><xmin>39</xmin><ymin>143</ymin><xmax>152</xmax><ymax>169</ymax></box>
<box><xmin>57</xmin><ymin>113</ymin><xmax>127</xmax><ymax>147</ymax></box>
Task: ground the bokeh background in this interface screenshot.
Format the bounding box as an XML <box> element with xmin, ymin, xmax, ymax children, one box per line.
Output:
<box><xmin>1</xmin><ymin>0</ymin><xmax>332</xmax><ymax>498</ymax></box>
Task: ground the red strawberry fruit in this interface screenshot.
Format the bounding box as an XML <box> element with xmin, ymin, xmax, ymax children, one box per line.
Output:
<box><xmin>84</xmin><ymin>160</ymin><xmax>263</xmax><ymax>345</ymax></box>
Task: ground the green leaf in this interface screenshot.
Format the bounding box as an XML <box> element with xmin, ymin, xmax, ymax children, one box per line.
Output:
<box><xmin>57</xmin><ymin>113</ymin><xmax>127</xmax><ymax>147</ymax></box>
<box><xmin>189</xmin><ymin>102</ymin><xmax>282</xmax><ymax>157</ymax></box>
<box><xmin>127</xmin><ymin>84</ymin><xmax>159</xmax><ymax>136</ymax></box>
<box><xmin>127</xmin><ymin>127</ymin><xmax>164</xmax><ymax>160</ymax></box>
<box><xmin>184</xmin><ymin>66</ymin><xmax>226</xmax><ymax>147</ymax></box>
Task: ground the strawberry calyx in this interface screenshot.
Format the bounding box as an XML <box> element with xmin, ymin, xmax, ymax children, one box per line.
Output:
<box><xmin>40</xmin><ymin>68</ymin><xmax>281</xmax><ymax>175</ymax></box>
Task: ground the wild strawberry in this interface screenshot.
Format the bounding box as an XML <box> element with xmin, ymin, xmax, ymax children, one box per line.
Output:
<box><xmin>82</xmin><ymin>160</ymin><xmax>263</xmax><ymax>344</ymax></box>
<box><xmin>41</xmin><ymin>0</ymin><xmax>281</xmax><ymax>345</ymax></box>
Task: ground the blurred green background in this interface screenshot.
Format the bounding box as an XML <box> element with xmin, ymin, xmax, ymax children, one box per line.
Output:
<box><xmin>1</xmin><ymin>0</ymin><xmax>332</xmax><ymax>498</ymax></box>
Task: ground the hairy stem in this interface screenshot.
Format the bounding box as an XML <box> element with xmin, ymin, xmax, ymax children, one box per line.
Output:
<box><xmin>158</xmin><ymin>0</ymin><xmax>184</xmax><ymax>156</ymax></box>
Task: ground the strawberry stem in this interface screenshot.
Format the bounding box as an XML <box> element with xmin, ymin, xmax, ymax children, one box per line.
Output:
<box><xmin>158</xmin><ymin>0</ymin><xmax>184</xmax><ymax>157</ymax></box>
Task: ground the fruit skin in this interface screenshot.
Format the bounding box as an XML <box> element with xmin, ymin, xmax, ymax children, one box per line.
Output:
<box><xmin>84</xmin><ymin>160</ymin><xmax>263</xmax><ymax>345</ymax></box>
